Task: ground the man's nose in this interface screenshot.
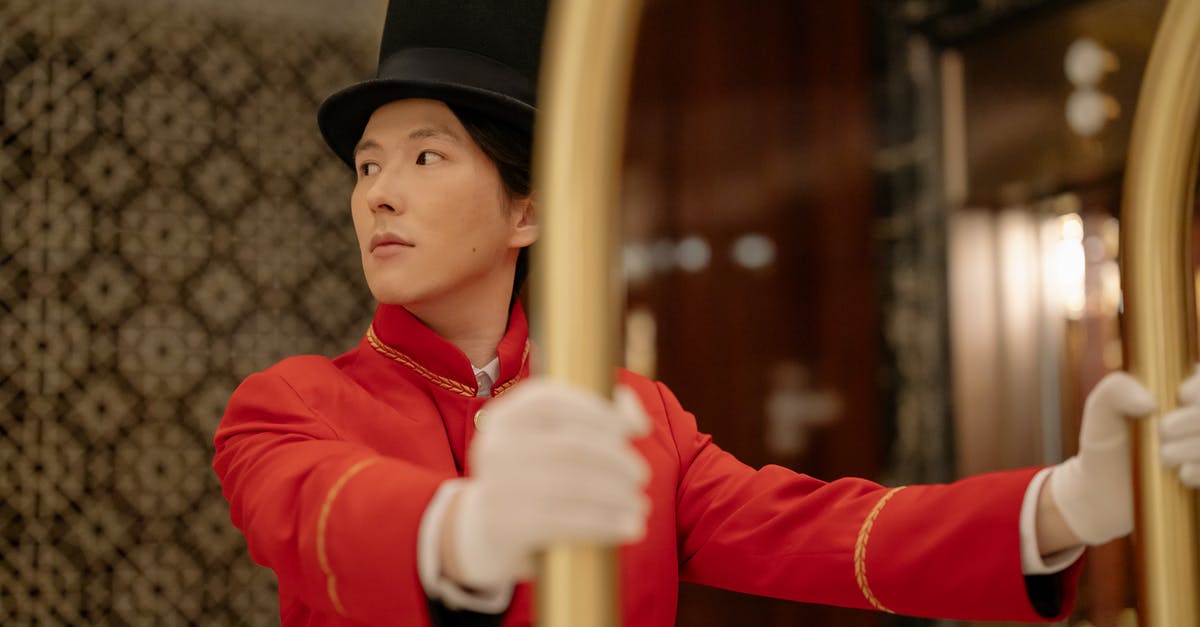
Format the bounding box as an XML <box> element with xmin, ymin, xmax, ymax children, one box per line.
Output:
<box><xmin>366</xmin><ymin>172</ymin><xmax>405</xmax><ymax>214</ymax></box>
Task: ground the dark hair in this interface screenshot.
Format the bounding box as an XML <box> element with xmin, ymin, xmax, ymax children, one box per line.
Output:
<box><xmin>449</xmin><ymin>105</ymin><xmax>533</xmax><ymax>302</ymax></box>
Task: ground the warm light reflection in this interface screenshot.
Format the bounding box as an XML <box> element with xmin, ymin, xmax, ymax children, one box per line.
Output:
<box><xmin>624</xmin><ymin>306</ymin><xmax>656</xmax><ymax>379</ymax></box>
<box><xmin>1053</xmin><ymin>213</ymin><xmax>1087</xmax><ymax>320</ymax></box>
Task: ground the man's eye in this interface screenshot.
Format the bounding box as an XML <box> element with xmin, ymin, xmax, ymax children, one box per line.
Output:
<box><xmin>416</xmin><ymin>151</ymin><xmax>443</xmax><ymax>165</ymax></box>
<box><xmin>358</xmin><ymin>162</ymin><xmax>381</xmax><ymax>177</ymax></box>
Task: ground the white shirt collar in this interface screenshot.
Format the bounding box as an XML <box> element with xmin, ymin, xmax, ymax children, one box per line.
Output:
<box><xmin>472</xmin><ymin>357</ymin><xmax>499</xmax><ymax>381</ymax></box>
<box><xmin>472</xmin><ymin>356</ymin><xmax>500</xmax><ymax>397</ymax></box>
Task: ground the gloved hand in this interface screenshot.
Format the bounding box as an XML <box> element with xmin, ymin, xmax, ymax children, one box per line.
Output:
<box><xmin>448</xmin><ymin>379</ymin><xmax>651</xmax><ymax>590</ymax></box>
<box><xmin>1050</xmin><ymin>366</ymin><xmax>1200</xmax><ymax>545</ymax></box>
<box><xmin>1161</xmin><ymin>367</ymin><xmax>1200</xmax><ymax>487</ymax></box>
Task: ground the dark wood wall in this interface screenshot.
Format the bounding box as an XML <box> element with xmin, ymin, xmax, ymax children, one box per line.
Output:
<box><xmin>623</xmin><ymin>1</ymin><xmax>884</xmax><ymax>625</ymax></box>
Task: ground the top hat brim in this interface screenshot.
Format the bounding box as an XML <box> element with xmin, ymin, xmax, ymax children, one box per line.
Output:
<box><xmin>318</xmin><ymin>47</ymin><xmax>537</xmax><ymax>169</ymax></box>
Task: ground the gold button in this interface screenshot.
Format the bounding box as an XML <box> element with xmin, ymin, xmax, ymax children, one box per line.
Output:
<box><xmin>473</xmin><ymin>409</ymin><xmax>485</xmax><ymax>430</ymax></box>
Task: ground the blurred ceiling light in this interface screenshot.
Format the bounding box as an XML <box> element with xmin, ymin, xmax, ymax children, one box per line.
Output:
<box><xmin>676</xmin><ymin>235</ymin><xmax>711</xmax><ymax>273</ymax></box>
<box><xmin>731</xmin><ymin>233</ymin><xmax>776</xmax><ymax>270</ymax></box>
<box><xmin>1064</xmin><ymin>38</ymin><xmax>1119</xmax><ymax>138</ymax></box>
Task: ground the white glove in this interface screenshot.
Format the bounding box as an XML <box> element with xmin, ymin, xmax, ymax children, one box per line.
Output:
<box><xmin>1161</xmin><ymin>366</ymin><xmax>1200</xmax><ymax>487</ymax></box>
<box><xmin>450</xmin><ymin>379</ymin><xmax>651</xmax><ymax>590</ymax></box>
<box><xmin>1051</xmin><ymin>367</ymin><xmax>1200</xmax><ymax>545</ymax></box>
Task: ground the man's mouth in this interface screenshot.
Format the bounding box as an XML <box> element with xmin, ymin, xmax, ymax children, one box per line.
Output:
<box><xmin>369</xmin><ymin>233</ymin><xmax>415</xmax><ymax>252</ymax></box>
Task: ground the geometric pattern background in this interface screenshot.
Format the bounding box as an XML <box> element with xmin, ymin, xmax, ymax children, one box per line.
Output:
<box><xmin>1</xmin><ymin>1</ymin><xmax>380</xmax><ymax>623</ymax></box>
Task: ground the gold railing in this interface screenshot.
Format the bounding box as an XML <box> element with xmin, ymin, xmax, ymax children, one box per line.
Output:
<box><xmin>532</xmin><ymin>1</ymin><xmax>645</xmax><ymax>626</ymax></box>
<box><xmin>1121</xmin><ymin>1</ymin><xmax>1200</xmax><ymax>625</ymax></box>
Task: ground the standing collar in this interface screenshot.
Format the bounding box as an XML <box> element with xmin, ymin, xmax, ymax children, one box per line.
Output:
<box><xmin>366</xmin><ymin>301</ymin><xmax>530</xmax><ymax>397</ymax></box>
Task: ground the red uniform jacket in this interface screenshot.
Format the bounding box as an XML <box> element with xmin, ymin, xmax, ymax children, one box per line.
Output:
<box><xmin>213</xmin><ymin>302</ymin><xmax>1081</xmax><ymax>626</ymax></box>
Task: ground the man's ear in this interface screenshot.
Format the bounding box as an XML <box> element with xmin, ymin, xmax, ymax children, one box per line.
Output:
<box><xmin>509</xmin><ymin>193</ymin><xmax>538</xmax><ymax>248</ymax></box>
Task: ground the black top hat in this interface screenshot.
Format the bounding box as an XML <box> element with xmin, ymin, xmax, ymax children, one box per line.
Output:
<box><xmin>317</xmin><ymin>0</ymin><xmax>548</xmax><ymax>168</ymax></box>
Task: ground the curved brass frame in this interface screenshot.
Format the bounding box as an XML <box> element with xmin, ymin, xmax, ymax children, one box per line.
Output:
<box><xmin>532</xmin><ymin>1</ymin><xmax>645</xmax><ymax>625</ymax></box>
<box><xmin>1121</xmin><ymin>1</ymin><xmax>1200</xmax><ymax>625</ymax></box>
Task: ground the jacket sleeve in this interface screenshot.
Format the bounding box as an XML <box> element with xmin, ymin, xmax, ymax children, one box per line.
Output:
<box><xmin>658</xmin><ymin>381</ymin><xmax>1082</xmax><ymax>622</ymax></box>
<box><xmin>212</xmin><ymin>369</ymin><xmax>453</xmax><ymax>625</ymax></box>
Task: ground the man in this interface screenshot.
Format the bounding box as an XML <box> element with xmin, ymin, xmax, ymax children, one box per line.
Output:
<box><xmin>213</xmin><ymin>1</ymin><xmax>1200</xmax><ymax>625</ymax></box>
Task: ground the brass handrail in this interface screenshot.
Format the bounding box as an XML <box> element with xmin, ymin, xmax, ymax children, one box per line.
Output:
<box><xmin>532</xmin><ymin>0</ymin><xmax>645</xmax><ymax>625</ymax></box>
<box><xmin>1121</xmin><ymin>0</ymin><xmax>1200</xmax><ymax>625</ymax></box>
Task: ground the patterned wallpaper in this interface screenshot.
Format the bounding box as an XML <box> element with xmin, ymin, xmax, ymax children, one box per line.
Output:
<box><xmin>1</xmin><ymin>0</ymin><xmax>380</xmax><ymax>623</ymax></box>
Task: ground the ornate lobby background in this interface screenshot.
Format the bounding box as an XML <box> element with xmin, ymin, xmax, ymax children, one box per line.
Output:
<box><xmin>0</xmin><ymin>0</ymin><xmax>383</xmax><ymax>623</ymax></box>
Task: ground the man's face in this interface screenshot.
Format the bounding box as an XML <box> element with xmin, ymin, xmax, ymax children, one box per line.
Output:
<box><xmin>350</xmin><ymin>99</ymin><xmax>534</xmax><ymax>307</ymax></box>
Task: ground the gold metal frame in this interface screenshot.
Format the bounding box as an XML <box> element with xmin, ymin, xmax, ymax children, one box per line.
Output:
<box><xmin>1122</xmin><ymin>1</ymin><xmax>1200</xmax><ymax>625</ymax></box>
<box><xmin>532</xmin><ymin>1</ymin><xmax>645</xmax><ymax>625</ymax></box>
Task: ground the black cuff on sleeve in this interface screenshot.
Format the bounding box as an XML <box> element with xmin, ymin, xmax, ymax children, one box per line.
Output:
<box><xmin>1024</xmin><ymin>573</ymin><xmax>1066</xmax><ymax>619</ymax></box>
<box><xmin>426</xmin><ymin>599</ymin><xmax>505</xmax><ymax>627</ymax></box>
